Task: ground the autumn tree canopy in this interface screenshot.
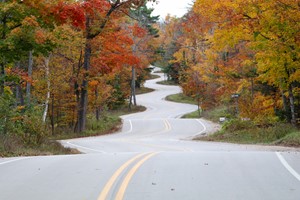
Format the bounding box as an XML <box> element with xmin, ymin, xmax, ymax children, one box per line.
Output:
<box><xmin>0</xmin><ymin>0</ymin><xmax>160</xmax><ymax>140</ymax></box>
<box><xmin>157</xmin><ymin>0</ymin><xmax>299</xmax><ymax>126</ymax></box>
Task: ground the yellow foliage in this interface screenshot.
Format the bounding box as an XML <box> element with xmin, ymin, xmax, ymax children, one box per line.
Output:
<box><xmin>4</xmin><ymin>86</ymin><xmax>13</xmax><ymax>95</ymax></box>
<box><xmin>17</xmin><ymin>106</ymin><xmax>25</xmax><ymax>111</ymax></box>
<box><xmin>89</xmin><ymin>80</ymin><xmax>99</xmax><ymax>87</ymax></box>
<box><xmin>239</xmin><ymin>93</ymin><xmax>277</xmax><ymax>123</ymax></box>
<box><xmin>22</xmin><ymin>16</ymin><xmax>39</xmax><ymax>27</ymax></box>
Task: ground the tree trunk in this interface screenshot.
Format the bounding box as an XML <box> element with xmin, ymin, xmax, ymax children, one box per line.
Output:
<box><xmin>129</xmin><ymin>66</ymin><xmax>137</xmax><ymax>110</ymax></box>
<box><xmin>42</xmin><ymin>55</ymin><xmax>51</xmax><ymax>123</ymax></box>
<box><xmin>95</xmin><ymin>88</ymin><xmax>100</xmax><ymax>121</ymax></box>
<box><xmin>280</xmin><ymin>89</ymin><xmax>290</xmax><ymax>121</ymax></box>
<box><xmin>288</xmin><ymin>84</ymin><xmax>296</xmax><ymax>125</ymax></box>
<box><xmin>0</xmin><ymin>8</ymin><xmax>7</xmax><ymax>95</ymax></box>
<box><xmin>51</xmin><ymin>94</ymin><xmax>55</xmax><ymax>135</ymax></box>
<box><xmin>73</xmin><ymin>50</ymin><xmax>83</xmax><ymax>132</ymax></box>
<box><xmin>132</xmin><ymin>66</ymin><xmax>137</xmax><ymax>106</ymax></box>
<box><xmin>197</xmin><ymin>97</ymin><xmax>201</xmax><ymax>117</ymax></box>
<box><xmin>0</xmin><ymin>62</ymin><xmax>5</xmax><ymax>95</ymax></box>
<box><xmin>15</xmin><ymin>62</ymin><xmax>24</xmax><ymax>106</ymax></box>
<box><xmin>15</xmin><ymin>84</ymin><xmax>24</xmax><ymax>106</ymax></box>
<box><xmin>74</xmin><ymin>2</ymin><xmax>131</xmax><ymax>132</ymax></box>
<box><xmin>250</xmin><ymin>77</ymin><xmax>254</xmax><ymax>102</ymax></box>
<box><xmin>77</xmin><ymin>36</ymin><xmax>92</xmax><ymax>133</ymax></box>
<box><xmin>26</xmin><ymin>51</ymin><xmax>33</xmax><ymax>105</ymax></box>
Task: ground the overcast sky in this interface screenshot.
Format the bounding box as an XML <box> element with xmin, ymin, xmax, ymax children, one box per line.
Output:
<box><xmin>147</xmin><ymin>0</ymin><xmax>195</xmax><ymax>20</ymax></box>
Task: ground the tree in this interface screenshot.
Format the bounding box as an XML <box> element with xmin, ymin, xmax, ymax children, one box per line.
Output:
<box><xmin>69</xmin><ymin>0</ymin><xmax>156</xmax><ymax>132</ymax></box>
<box><xmin>158</xmin><ymin>0</ymin><xmax>299</xmax><ymax>125</ymax></box>
<box><xmin>128</xmin><ymin>3</ymin><xmax>159</xmax><ymax>108</ymax></box>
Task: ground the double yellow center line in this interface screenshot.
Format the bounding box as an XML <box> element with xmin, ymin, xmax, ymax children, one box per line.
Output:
<box><xmin>98</xmin><ymin>152</ymin><xmax>159</xmax><ymax>200</ymax></box>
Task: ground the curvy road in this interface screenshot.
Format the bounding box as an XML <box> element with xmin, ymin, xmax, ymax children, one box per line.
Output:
<box><xmin>1</xmin><ymin>67</ymin><xmax>300</xmax><ymax>200</ymax></box>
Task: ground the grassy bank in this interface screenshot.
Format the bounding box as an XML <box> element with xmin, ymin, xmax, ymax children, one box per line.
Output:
<box><xmin>166</xmin><ymin>93</ymin><xmax>197</xmax><ymax>105</ymax></box>
<box><xmin>157</xmin><ymin>80</ymin><xmax>178</xmax><ymax>85</ymax></box>
<box><xmin>0</xmin><ymin>135</ymin><xmax>79</xmax><ymax>157</ymax></box>
<box><xmin>165</xmin><ymin>93</ymin><xmax>300</xmax><ymax>147</ymax></box>
<box><xmin>199</xmin><ymin>120</ymin><xmax>300</xmax><ymax>147</ymax></box>
<box><xmin>149</xmin><ymin>74</ymin><xmax>160</xmax><ymax>80</ymax></box>
<box><xmin>136</xmin><ymin>87</ymin><xmax>155</xmax><ymax>95</ymax></box>
<box><xmin>0</xmin><ymin>104</ymin><xmax>146</xmax><ymax>157</ymax></box>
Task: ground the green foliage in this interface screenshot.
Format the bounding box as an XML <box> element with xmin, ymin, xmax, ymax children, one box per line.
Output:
<box><xmin>19</xmin><ymin>107</ymin><xmax>49</xmax><ymax>146</ymax></box>
<box><xmin>0</xmin><ymin>93</ymin><xmax>49</xmax><ymax>146</ymax></box>
<box><xmin>222</xmin><ymin>119</ymin><xmax>256</xmax><ymax>132</ymax></box>
<box><xmin>86</xmin><ymin>115</ymin><xmax>120</xmax><ymax>133</ymax></box>
<box><xmin>0</xmin><ymin>92</ymin><xmax>16</xmax><ymax>136</ymax></box>
<box><xmin>130</xmin><ymin>3</ymin><xmax>159</xmax><ymax>37</ymax></box>
<box><xmin>202</xmin><ymin>106</ymin><xmax>233</xmax><ymax>122</ymax></box>
<box><xmin>107</xmin><ymin>75</ymin><xmax>129</xmax><ymax>110</ymax></box>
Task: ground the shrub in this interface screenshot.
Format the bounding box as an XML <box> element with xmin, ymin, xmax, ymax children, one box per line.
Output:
<box><xmin>1</xmin><ymin>94</ymin><xmax>49</xmax><ymax>147</ymax></box>
<box><xmin>0</xmin><ymin>93</ymin><xmax>18</xmax><ymax>135</ymax></box>
<box><xmin>20</xmin><ymin>110</ymin><xmax>49</xmax><ymax>146</ymax></box>
<box><xmin>222</xmin><ymin>119</ymin><xmax>255</xmax><ymax>132</ymax></box>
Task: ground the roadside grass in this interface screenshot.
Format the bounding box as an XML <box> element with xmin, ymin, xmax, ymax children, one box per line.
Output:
<box><xmin>149</xmin><ymin>74</ymin><xmax>160</xmax><ymax>80</ymax></box>
<box><xmin>166</xmin><ymin>93</ymin><xmax>197</xmax><ymax>105</ymax></box>
<box><xmin>165</xmin><ymin>93</ymin><xmax>227</xmax><ymax>120</ymax></box>
<box><xmin>182</xmin><ymin>111</ymin><xmax>201</xmax><ymax>119</ymax></box>
<box><xmin>200</xmin><ymin>106</ymin><xmax>232</xmax><ymax>122</ymax></box>
<box><xmin>164</xmin><ymin>92</ymin><xmax>300</xmax><ymax>147</ymax></box>
<box><xmin>136</xmin><ymin>87</ymin><xmax>155</xmax><ymax>95</ymax></box>
<box><xmin>181</xmin><ymin>108</ymin><xmax>229</xmax><ymax>121</ymax></box>
<box><xmin>0</xmin><ymin>135</ymin><xmax>78</xmax><ymax>157</ymax></box>
<box><xmin>199</xmin><ymin>120</ymin><xmax>300</xmax><ymax>146</ymax></box>
<box><xmin>50</xmin><ymin>115</ymin><xmax>122</xmax><ymax>141</ymax></box>
<box><xmin>275</xmin><ymin>131</ymin><xmax>300</xmax><ymax>147</ymax></box>
<box><xmin>157</xmin><ymin>80</ymin><xmax>178</xmax><ymax>85</ymax></box>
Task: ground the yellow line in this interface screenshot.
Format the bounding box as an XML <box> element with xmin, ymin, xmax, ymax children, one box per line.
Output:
<box><xmin>127</xmin><ymin>120</ymin><xmax>172</xmax><ymax>139</ymax></box>
<box><xmin>97</xmin><ymin>153</ymin><xmax>148</xmax><ymax>200</ymax></box>
<box><xmin>115</xmin><ymin>152</ymin><xmax>159</xmax><ymax>200</ymax></box>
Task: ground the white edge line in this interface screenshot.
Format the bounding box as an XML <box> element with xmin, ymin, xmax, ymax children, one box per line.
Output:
<box><xmin>164</xmin><ymin>119</ymin><xmax>171</xmax><ymax>131</ymax></box>
<box><xmin>125</xmin><ymin>120</ymin><xmax>133</xmax><ymax>134</ymax></box>
<box><xmin>65</xmin><ymin>142</ymin><xmax>106</xmax><ymax>154</ymax></box>
<box><xmin>276</xmin><ymin>152</ymin><xmax>300</xmax><ymax>182</ymax></box>
<box><xmin>119</xmin><ymin>119</ymin><xmax>133</xmax><ymax>134</ymax></box>
<box><xmin>0</xmin><ymin>157</ymin><xmax>29</xmax><ymax>166</ymax></box>
<box><xmin>196</xmin><ymin>119</ymin><xmax>207</xmax><ymax>135</ymax></box>
<box><xmin>64</xmin><ymin>120</ymin><xmax>133</xmax><ymax>154</ymax></box>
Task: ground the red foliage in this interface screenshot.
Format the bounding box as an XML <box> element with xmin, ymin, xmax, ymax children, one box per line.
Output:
<box><xmin>131</xmin><ymin>24</ymin><xmax>147</xmax><ymax>38</ymax></box>
<box><xmin>90</xmin><ymin>26</ymin><xmax>140</xmax><ymax>76</ymax></box>
<box><xmin>27</xmin><ymin>0</ymin><xmax>111</xmax><ymax>29</ymax></box>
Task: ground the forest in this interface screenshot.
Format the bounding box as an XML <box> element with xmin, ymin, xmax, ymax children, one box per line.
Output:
<box><xmin>0</xmin><ymin>0</ymin><xmax>299</xmax><ymax>155</ymax></box>
<box><xmin>0</xmin><ymin>0</ymin><xmax>159</xmax><ymax>155</ymax></box>
<box><xmin>157</xmin><ymin>0</ymin><xmax>299</xmax><ymax>127</ymax></box>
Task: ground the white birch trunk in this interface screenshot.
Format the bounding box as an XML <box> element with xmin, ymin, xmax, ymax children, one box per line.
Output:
<box><xmin>42</xmin><ymin>55</ymin><xmax>51</xmax><ymax>123</ymax></box>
